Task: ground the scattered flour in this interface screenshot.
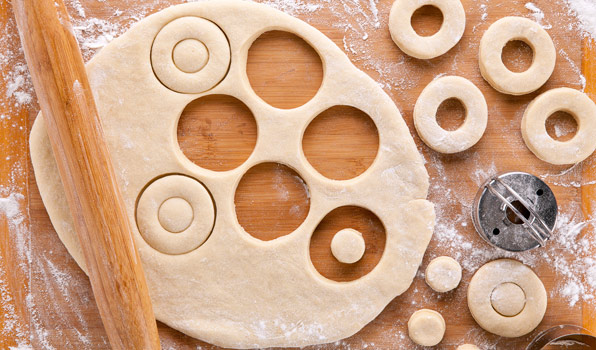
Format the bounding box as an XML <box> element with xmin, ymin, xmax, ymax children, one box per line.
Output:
<box><xmin>525</xmin><ymin>2</ymin><xmax>553</xmax><ymax>29</ymax></box>
<box><xmin>564</xmin><ymin>0</ymin><xmax>596</xmax><ymax>39</ymax></box>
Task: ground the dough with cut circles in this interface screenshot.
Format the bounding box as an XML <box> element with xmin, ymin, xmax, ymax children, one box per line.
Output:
<box><xmin>425</xmin><ymin>256</ymin><xmax>462</xmax><ymax>292</ymax></box>
<box><xmin>467</xmin><ymin>259</ymin><xmax>547</xmax><ymax>338</ymax></box>
<box><xmin>479</xmin><ymin>16</ymin><xmax>555</xmax><ymax>95</ymax></box>
<box><xmin>408</xmin><ymin>309</ymin><xmax>446</xmax><ymax>346</ymax></box>
<box><xmin>29</xmin><ymin>1</ymin><xmax>435</xmax><ymax>348</ymax></box>
<box><xmin>522</xmin><ymin>87</ymin><xmax>596</xmax><ymax>165</ymax></box>
<box><xmin>414</xmin><ymin>76</ymin><xmax>488</xmax><ymax>154</ymax></box>
<box><xmin>330</xmin><ymin>228</ymin><xmax>366</xmax><ymax>264</ymax></box>
<box><xmin>389</xmin><ymin>0</ymin><xmax>466</xmax><ymax>59</ymax></box>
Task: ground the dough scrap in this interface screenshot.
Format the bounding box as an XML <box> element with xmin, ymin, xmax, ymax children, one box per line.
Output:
<box><xmin>457</xmin><ymin>345</ymin><xmax>480</xmax><ymax>350</ymax></box>
<box><xmin>414</xmin><ymin>76</ymin><xmax>488</xmax><ymax>154</ymax></box>
<box><xmin>479</xmin><ymin>16</ymin><xmax>555</xmax><ymax>95</ymax></box>
<box><xmin>425</xmin><ymin>256</ymin><xmax>462</xmax><ymax>292</ymax></box>
<box><xmin>389</xmin><ymin>0</ymin><xmax>466</xmax><ymax>59</ymax></box>
<box><xmin>467</xmin><ymin>259</ymin><xmax>547</xmax><ymax>338</ymax></box>
<box><xmin>408</xmin><ymin>309</ymin><xmax>446</xmax><ymax>346</ymax></box>
<box><xmin>29</xmin><ymin>1</ymin><xmax>435</xmax><ymax>348</ymax></box>
<box><xmin>521</xmin><ymin>87</ymin><xmax>596</xmax><ymax>165</ymax></box>
<box><xmin>330</xmin><ymin>228</ymin><xmax>366</xmax><ymax>264</ymax></box>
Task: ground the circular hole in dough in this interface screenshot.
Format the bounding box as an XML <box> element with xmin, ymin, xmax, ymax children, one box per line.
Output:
<box><xmin>302</xmin><ymin>105</ymin><xmax>379</xmax><ymax>180</ymax></box>
<box><xmin>408</xmin><ymin>309</ymin><xmax>446</xmax><ymax>347</ymax></box>
<box><xmin>490</xmin><ymin>282</ymin><xmax>527</xmax><ymax>317</ymax></box>
<box><xmin>235</xmin><ymin>163</ymin><xmax>310</xmax><ymax>241</ymax></box>
<box><xmin>436</xmin><ymin>98</ymin><xmax>466</xmax><ymax>131</ymax></box>
<box><xmin>172</xmin><ymin>39</ymin><xmax>209</xmax><ymax>73</ymax></box>
<box><xmin>479</xmin><ymin>17</ymin><xmax>555</xmax><ymax>95</ymax></box>
<box><xmin>501</xmin><ymin>40</ymin><xmax>534</xmax><ymax>73</ymax></box>
<box><xmin>411</xmin><ymin>5</ymin><xmax>444</xmax><ymax>37</ymax></box>
<box><xmin>521</xmin><ymin>87</ymin><xmax>596</xmax><ymax>165</ymax></box>
<box><xmin>389</xmin><ymin>0</ymin><xmax>465</xmax><ymax>59</ymax></box>
<box><xmin>247</xmin><ymin>30</ymin><xmax>323</xmax><ymax>109</ymax></box>
<box><xmin>545</xmin><ymin>111</ymin><xmax>578</xmax><ymax>142</ymax></box>
<box><xmin>330</xmin><ymin>228</ymin><xmax>366</xmax><ymax>264</ymax></box>
<box><xmin>414</xmin><ymin>76</ymin><xmax>488</xmax><ymax>154</ymax></box>
<box><xmin>309</xmin><ymin>206</ymin><xmax>386</xmax><ymax>282</ymax></box>
<box><xmin>177</xmin><ymin>95</ymin><xmax>257</xmax><ymax>172</ymax></box>
<box><xmin>425</xmin><ymin>256</ymin><xmax>462</xmax><ymax>292</ymax></box>
<box><xmin>158</xmin><ymin>197</ymin><xmax>194</xmax><ymax>233</ymax></box>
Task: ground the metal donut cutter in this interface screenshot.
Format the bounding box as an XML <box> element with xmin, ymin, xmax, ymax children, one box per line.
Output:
<box><xmin>527</xmin><ymin>325</ymin><xmax>596</xmax><ymax>349</ymax></box>
<box><xmin>472</xmin><ymin>172</ymin><xmax>558</xmax><ymax>252</ymax></box>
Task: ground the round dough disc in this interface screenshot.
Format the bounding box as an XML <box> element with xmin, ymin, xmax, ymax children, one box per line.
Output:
<box><xmin>457</xmin><ymin>345</ymin><xmax>480</xmax><ymax>350</ymax></box>
<box><xmin>330</xmin><ymin>228</ymin><xmax>366</xmax><ymax>264</ymax></box>
<box><xmin>425</xmin><ymin>256</ymin><xmax>462</xmax><ymax>292</ymax></box>
<box><xmin>490</xmin><ymin>282</ymin><xmax>526</xmax><ymax>317</ymax></box>
<box><xmin>408</xmin><ymin>309</ymin><xmax>446</xmax><ymax>346</ymax></box>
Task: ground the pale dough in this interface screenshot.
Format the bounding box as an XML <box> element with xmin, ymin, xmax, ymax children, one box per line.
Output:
<box><xmin>389</xmin><ymin>0</ymin><xmax>466</xmax><ymax>59</ymax></box>
<box><xmin>467</xmin><ymin>259</ymin><xmax>547</xmax><ymax>338</ymax></box>
<box><xmin>457</xmin><ymin>345</ymin><xmax>480</xmax><ymax>350</ymax></box>
<box><xmin>408</xmin><ymin>309</ymin><xmax>446</xmax><ymax>346</ymax></box>
<box><xmin>414</xmin><ymin>76</ymin><xmax>488</xmax><ymax>154</ymax></box>
<box><xmin>330</xmin><ymin>228</ymin><xmax>366</xmax><ymax>264</ymax></box>
<box><xmin>29</xmin><ymin>1</ymin><xmax>436</xmax><ymax>348</ymax></box>
<box><xmin>425</xmin><ymin>256</ymin><xmax>462</xmax><ymax>292</ymax></box>
<box><xmin>521</xmin><ymin>87</ymin><xmax>596</xmax><ymax>165</ymax></box>
<box><xmin>479</xmin><ymin>16</ymin><xmax>556</xmax><ymax>96</ymax></box>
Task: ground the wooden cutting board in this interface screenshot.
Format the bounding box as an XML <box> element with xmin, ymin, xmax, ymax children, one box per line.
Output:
<box><xmin>1</xmin><ymin>0</ymin><xmax>596</xmax><ymax>348</ymax></box>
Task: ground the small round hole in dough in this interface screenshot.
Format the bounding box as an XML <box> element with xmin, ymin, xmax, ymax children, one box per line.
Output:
<box><xmin>330</xmin><ymin>228</ymin><xmax>366</xmax><ymax>264</ymax></box>
<box><xmin>408</xmin><ymin>309</ymin><xmax>446</xmax><ymax>347</ymax></box>
<box><xmin>425</xmin><ymin>256</ymin><xmax>462</xmax><ymax>293</ymax></box>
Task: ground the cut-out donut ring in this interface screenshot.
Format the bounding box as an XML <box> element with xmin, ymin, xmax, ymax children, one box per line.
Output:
<box><xmin>389</xmin><ymin>0</ymin><xmax>466</xmax><ymax>59</ymax></box>
<box><xmin>136</xmin><ymin>175</ymin><xmax>215</xmax><ymax>255</ymax></box>
<box><xmin>479</xmin><ymin>17</ymin><xmax>555</xmax><ymax>95</ymax></box>
<box><xmin>522</xmin><ymin>88</ymin><xmax>596</xmax><ymax>165</ymax></box>
<box><xmin>467</xmin><ymin>259</ymin><xmax>547</xmax><ymax>338</ymax></box>
<box><xmin>151</xmin><ymin>16</ymin><xmax>231</xmax><ymax>93</ymax></box>
<box><xmin>414</xmin><ymin>76</ymin><xmax>488</xmax><ymax>154</ymax></box>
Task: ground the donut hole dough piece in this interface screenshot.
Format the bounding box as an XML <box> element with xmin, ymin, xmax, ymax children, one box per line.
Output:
<box><xmin>408</xmin><ymin>309</ymin><xmax>446</xmax><ymax>346</ymax></box>
<box><xmin>414</xmin><ymin>76</ymin><xmax>488</xmax><ymax>154</ymax></box>
<box><xmin>389</xmin><ymin>0</ymin><xmax>466</xmax><ymax>59</ymax></box>
<box><xmin>457</xmin><ymin>345</ymin><xmax>480</xmax><ymax>350</ymax></box>
<box><xmin>479</xmin><ymin>17</ymin><xmax>555</xmax><ymax>95</ymax></box>
<box><xmin>490</xmin><ymin>282</ymin><xmax>526</xmax><ymax>317</ymax></box>
<box><xmin>467</xmin><ymin>259</ymin><xmax>547</xmax><ymax>338</ymax></box>
<box><xmin>172</xmin><ymin>39</ymin><xmax>209</xmax><ymax>73</ymax></box>
<box><xmin>136</xmin><ymin>175</ymin><xmax>215</xmax><ymax>255</ymax></box>
<box><xmin>425</xmin><ymin>256</ymin><xmax>462</xmax><ymax>292</ymax></box>
<box><xmin>330</xmin><ymin>228</ymin><xmax>366</xmax><ymax>264</ymax></box>
<box><xmin>522</xmin><ymin>88</ymin><xmax>596</xmax><ymax>165</ymax></box>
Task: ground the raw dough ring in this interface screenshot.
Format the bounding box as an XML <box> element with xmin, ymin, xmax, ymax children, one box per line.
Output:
<box><xmin>467</xmin><ymin>259</ymin><xmax>547</xmax><ymax>338</ymax></box>
<box><xmin>408</xmin><ymin>309</ymin><xmax>446</xmax><ymax>346</ymax></box>
<box><xmin>479</xmin><ymin>16</ymin><xmax>555</xmax><ymax>95</ymax></box>
<box><xmin>414</xmin><ymin>76</ymin><xmax>488</xmax><ymax>153</ymax></box>
<box><xmin>425</xmin><ymin>256</ymin><xmax>462</xmax><ymax>292</ymax></box>
<box><xmin>389</xmin><ymin>0</ymin><xmax>466</xmax><ymax>59</ymax></box>
<box><xmin>136</xmin><ymin>175</ymin><xmax>215</xmax><ymax>254</ymax></box>
<box><xmin>151</xmin><ymin>16</ymin><xmax>230</xmax><ymax>93</ymax></box>
<box><xmin>522</xmin><ymin>87</ymin><xmax>596</xmax><ymax>165</ymax></box>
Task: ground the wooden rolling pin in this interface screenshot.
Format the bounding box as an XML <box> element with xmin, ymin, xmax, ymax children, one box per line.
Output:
<box><xmin>11</xmin><ymin>0</ymin><xmax>161</xmax><ymax>349</ymax></box>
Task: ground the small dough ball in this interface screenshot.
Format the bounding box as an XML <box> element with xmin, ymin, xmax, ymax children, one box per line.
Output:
<box><xmin>408</xmin><ymin>309</ymin><xmax>446</xmax><ymax>347</ymax></box>
<box><xmin>330</xmin><ymin>228</ymin><xmax>366</xmax><ymax>264</ymax></box>
<box><xmin>490</xmin><ymin>282</ymin><xmax>526</xmax><ymax>317</ymax></box>
<box><xmin>457</xmin><ymin>345</ymin><xmax>480</xmax><ymax>350</ymax></box>
<box><xmin>425</xmin><ymin>256</ymin><xmax>462</xmax><ymax>292</ymax></box>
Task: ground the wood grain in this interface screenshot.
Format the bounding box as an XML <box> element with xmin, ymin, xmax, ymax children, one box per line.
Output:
<box><xmin>11</xmin><ymin>0</ymin><xmax>160</xmax><ymax>349</ymax></box>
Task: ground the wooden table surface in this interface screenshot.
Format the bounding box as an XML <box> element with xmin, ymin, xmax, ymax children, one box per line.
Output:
<box><xmin>1</xmin><ymin>0</ymin><xmax>596</xmax><ymax>349</ymax></box>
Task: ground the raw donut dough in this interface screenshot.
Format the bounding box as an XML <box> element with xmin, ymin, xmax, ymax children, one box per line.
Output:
<box><xmin>521</xmin><ymin>87</ymin><xmax>596</xmax><ymax>165</ymax></box>
<box><xmin>158</xmin><ymin>197</ymin><xmax>194</xmax><ymax>233</ymax></box>
<box><xmin>389</xmin><ymin>0</ymin><xmax>466</xmax><ymax>59</ymax></box>
<box><xmin>414</xmin><ymin>76</ymin><xmax>488</xmax><ymax>153</ymax></box>
<box><xmin>408</xmin><ymin>309</ymin><xmax>446</xmax><ymax>346</ymax></box>
<box><xmin>457</xmin><ymin>345</ymin><xmax>480</xmax><ymax>350</ymax></box>
<box><xmin>172</xmin><ymin>39</ymin><xmax>209</xmax><ymax>73</ymax></box>
<box><xmin>479</xmin><ymin>17</ymin><xmax>556</xmax><ymax>95</ymax></box>
<box><xmin>330</xmin><ymin>228</ymin><xmax>366</xmax><ymax>264</ymax></box>
<box><xmin>29</xmin><ymin>1</ymin><xmax>436</xmax><ymax>348</ymax></box>
<box><xmin>490</xmin><ymin>282</ymin><xmax>526</xmax><ymax>317</ymax></box>
<box><xmin>467</xmin><ymin>259</ymin><xmax>547</xmax><ymax>338</ymax></box>
<box><xmin>425</xmin><ymin>256</ymin><xmax>462</xmax><ymax>292</ymax></box>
